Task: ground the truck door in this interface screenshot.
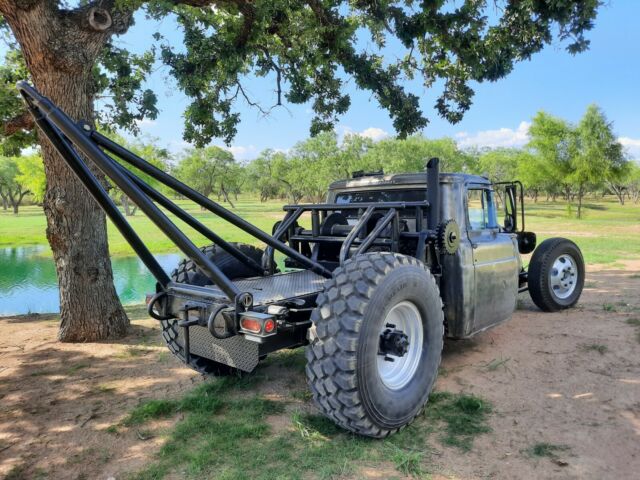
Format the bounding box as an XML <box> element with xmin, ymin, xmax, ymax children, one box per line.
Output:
<box><xmin>465</xmin><ymin>186</ymin><xmax>519</xmax><ymax>332</ymax></box>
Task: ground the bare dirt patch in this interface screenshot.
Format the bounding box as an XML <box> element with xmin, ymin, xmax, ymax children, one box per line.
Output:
<box><xmin>1</xmin><ymin>267</ymin><xmax>639</xmax><ymax>480</ymax></box>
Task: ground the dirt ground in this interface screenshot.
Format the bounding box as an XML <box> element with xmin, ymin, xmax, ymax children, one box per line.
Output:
<box><xmin>1</xmin><ymin>265</ymin><xmax>639</xmax><ymax>480</ymax></box>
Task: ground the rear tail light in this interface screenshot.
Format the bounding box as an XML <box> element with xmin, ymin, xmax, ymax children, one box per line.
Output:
<box><xmin>264</xmin><ymin>319</ymin><xmax>276</xmax><ymax>333</ymax></box>
<box><xmin>238</xmin><ymin>312</ymin><xmax>277</xmax><ymax>337</ymax></box>
<box><xmin>240</xmin><ymin>317</ymin><xmax>262</xmax><ymax>334</ymax></box>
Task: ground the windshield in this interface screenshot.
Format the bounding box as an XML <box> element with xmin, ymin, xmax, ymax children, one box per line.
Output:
<box><xmin>335</xmin><ymin>189</ymin><xmax>426</xmax><ymax>204</ymax></box>
<box><xmin>334</xmin><ymin>189</ymin><xmax>426</xmax><ymax>219</ymax></box>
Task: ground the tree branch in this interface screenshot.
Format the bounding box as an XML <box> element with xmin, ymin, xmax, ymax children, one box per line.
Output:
<box><xmin>3</xmin><ymin>111</ymin><xmax>34</xmax><ymax>136</ymax></box>
<box><xmin>0</xmin><ymin>0</ymin><xmax>42</xmax><ymax>15</ymax></box>
<box><xmin>232</xmin><ymin>82</ymin><xmax>269</xmax><ymax>115</ymax></box>
<box><xmin>65</xmin><ymin>1</ymin><xmax>133</xmax><ymax>35</ymax></box>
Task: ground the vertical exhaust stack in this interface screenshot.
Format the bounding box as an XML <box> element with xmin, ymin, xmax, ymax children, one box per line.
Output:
<box><xmin>426</xmin><ymin>158</ymin><xmax>440</xmax><ymax>229</ymax></box>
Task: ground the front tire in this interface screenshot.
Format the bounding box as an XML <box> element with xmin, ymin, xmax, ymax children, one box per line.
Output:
<box><xmin>528</xmin><ymin>238</ymin><xmax>585</xmax><ymax>312</ymax></box>
<box><xmin>305</xmin><ymin>253</ymin><xmax>444</xmax><ymax>438</ymax></box>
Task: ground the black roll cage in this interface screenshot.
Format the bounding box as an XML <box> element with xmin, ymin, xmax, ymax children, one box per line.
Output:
<box><xmin>18</xmin><ymin>82</ymin><xmax>441</xmax><ymax>320</ymax></box>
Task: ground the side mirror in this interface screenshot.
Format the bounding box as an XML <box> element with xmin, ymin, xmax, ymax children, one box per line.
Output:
<box><xmin>502</xmin><ymin>184</ymin><xmax>518</xmax><ymax>233</ymax></box>
<box><xmin>517</xmin><ymin>231</ymin><xmax>537</xmax><ymax>254</ymax></box>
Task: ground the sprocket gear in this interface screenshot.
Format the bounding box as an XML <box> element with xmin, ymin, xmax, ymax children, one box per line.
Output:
<box><xmin>436</xmin><ymin>219</ymin><xmax>460</xmax><ymax>255</ymax></box>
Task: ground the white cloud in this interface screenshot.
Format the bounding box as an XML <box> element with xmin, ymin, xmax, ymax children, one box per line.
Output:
<box><xmin>455</xmin><ymin>121</ymin><xmax>531</xmax><ymax>150</ymax></box>
<box><xmin>339</xmin><ymin>126</ymin><xmax>389</xmax><ymax>142</ymax></box>
<box><xmin>223</xmin><ymin>145</ymin><xmax>258</xmax><ymax>161</ymax></box>
<box><xmin>619</xmin><ymin>137</ymin><xmax>640</xmax><ymax>160</ymax></box>
<box><xmin>359</xmin><ymin>127</ymin><xmax>389</xmax><ymax>141</ymax></box>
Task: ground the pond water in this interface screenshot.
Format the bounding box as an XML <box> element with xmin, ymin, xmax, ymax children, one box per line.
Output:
<box><xmin>0</xmin><ymin>246</ymin><xmax>181</xmax><ymax>316</ymax></box>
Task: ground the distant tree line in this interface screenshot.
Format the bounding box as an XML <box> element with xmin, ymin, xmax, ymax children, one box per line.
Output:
<box><xmin>2</xmin><ymin>104</ymin><xmax>638</xmax><ymax>219</ymax></box>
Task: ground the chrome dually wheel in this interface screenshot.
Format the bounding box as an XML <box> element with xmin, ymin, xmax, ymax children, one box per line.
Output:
<box><xmin>529</xmin><ymin>238</ymin><xmax>585</xmax><ymax>312</ymax></box>
<box><xmin>549</xmin><ymin>253</ymin><xmax>578</xmax><ymax>300</ymax></box>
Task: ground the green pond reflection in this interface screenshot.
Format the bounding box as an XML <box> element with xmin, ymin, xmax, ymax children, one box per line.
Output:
<box><xmin>0</xmin><ymin>246</ymin><xmax>180</xmax><ymax>315</ymax></box>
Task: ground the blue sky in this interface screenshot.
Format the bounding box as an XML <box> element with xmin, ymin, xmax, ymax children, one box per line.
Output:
<box><xmin>104</xmin><ymin>1</ymin><xmax>640</xmax><ymax>161</ymax></box>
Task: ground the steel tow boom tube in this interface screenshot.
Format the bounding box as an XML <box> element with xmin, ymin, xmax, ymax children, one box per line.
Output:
<box><xmin>19</xmin><ymin>88</ymin><xmax>172</xmax><ymax>288</ymax></box>
<box><xmin>112</xmin><ymin>161</ymin><xmax>263</xmax><ymax>276</ymax></box>
<box><xmin>17</xmin><ymin>81</ymin><xmax>241</xmax><ymax>299</ymax></box>
<box><xmin>90</xmin><ymin>131</ymin><xmax>333</xmax><ymax>279</ymax></box>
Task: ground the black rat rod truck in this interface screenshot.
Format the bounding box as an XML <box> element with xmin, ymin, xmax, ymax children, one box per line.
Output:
<box><xmin>19</xmin><ymin>82</ymin><xmax>585</xmax><ymax>438</ymax></box>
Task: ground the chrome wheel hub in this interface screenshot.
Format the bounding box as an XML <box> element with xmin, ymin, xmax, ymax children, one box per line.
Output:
<box><xmin>550</xmin><ymin>254</ymin><xmax>578</xmax><ymax>299</ymax></box>
<box><xmin>377</xmin><ymin>301</ymin><xmax>423</xmax><ymax>390</ymax></box>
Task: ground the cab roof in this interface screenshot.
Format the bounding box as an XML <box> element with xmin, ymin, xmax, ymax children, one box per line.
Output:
<box><xmin>328</xmin><ymin>172</ymin><xmax>491</xmax><ymax>190</ymax></box>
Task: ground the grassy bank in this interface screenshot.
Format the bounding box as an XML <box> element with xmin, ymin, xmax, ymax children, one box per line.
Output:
<box><xmin>1</xmin><ymin>195</ymin><xmax>638</xmax><ymax>264</ymax></box>
<box><xmin>123</xmin><ymin>353</ymin><xmax>491</xmax><ymax>480</ymax></box>
<box><xmin>0</xmin><ymin>196</ymin><xmax>287</xmax><ymax>256</ymax></box>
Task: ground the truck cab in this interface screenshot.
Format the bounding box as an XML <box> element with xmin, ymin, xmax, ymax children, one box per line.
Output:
<box><xmin>326</xmin><ymin>172</ymin><xmax>521</xmax><ymax>338</ymax></box>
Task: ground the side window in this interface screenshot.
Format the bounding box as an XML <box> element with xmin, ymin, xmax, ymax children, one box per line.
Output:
<box><xmin>467</xmin><ymin>188</ymin><xmax>498</xmax><ymax>231</ymax></box>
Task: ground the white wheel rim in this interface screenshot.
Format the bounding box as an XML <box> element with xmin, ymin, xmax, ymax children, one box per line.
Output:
<box><xmin>549</xmin><ymin>254</ymin><xmax>579</xmax><ymax>300</ymax></box>
<box><xmin>376</xmin><ymin>301</ymin><xmax>423</xmax><ymax>390</ymax></box>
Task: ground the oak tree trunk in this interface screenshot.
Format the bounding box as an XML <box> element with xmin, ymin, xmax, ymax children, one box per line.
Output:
<box><xmin>38</xmin><ymin>72</ymin><xmax>129</xmax><ymax>341</ymax></box>
<box><xmin>220</xmin><ymin>184</ymin><xmax>235</xmax><ymax>208</ymax></box>
<box><xmin>2</xmin><ymin>2</ymin><xmax>130</xmax><ymax>341</ymax></box>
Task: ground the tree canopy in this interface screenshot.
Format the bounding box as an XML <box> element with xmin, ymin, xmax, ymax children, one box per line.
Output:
<box><xmin>174</xmin><ymin>145</ymin><xmax>239</xmax><ymax>205</ymax></box>
<box><xmin>1</xmin><ymin>0</ymin><xmax>602</xmax><ymax>147</ymax></box>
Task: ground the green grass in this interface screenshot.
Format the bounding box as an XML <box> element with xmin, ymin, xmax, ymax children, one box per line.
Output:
<box><xmin>123</xmin><ymin>399</ymin><xmax>180</xmax><ymax>426</ymax></box>
<box><xmin>580</xmin><ymin>343</ymin><xmax>608</xmax><ymax>355</ymax></box>
<box><xmin>625</xmin><ymin>317</ymin><xmax>640</xmax><ymax>344</ymax></box>
<box><xmin>105</xmin><ymin>424</ymin><xmax>119</xmax><ymax>435</ymax></box>
<box><xmin>526</xmin><ymin>442</ymin><xmax>570</xmax><ymax>458</ymax></box>
<box><xmin>626</xmin><ymin>317</ymin><xmax>640</xmax><ymax>326</ymax></box>
<box><xmin>522</xmin><ymin>198</ymin><xmax>640</xmax><ymax>265</ymax></box>
<box><xmin>425</xmin><ymin>392</ymin><xmax>492</xmax><ymax>451</ymax></box>
<box><xmin>0</xmin><ymin>196</ymin><xmax>293</xmax><ymax>256</ymax></box>
<box><xmin>128</xmin><ymin>364</ymin><xmax>492</xmax><ymax>480</ymax></box>
<box><xmin>2</xmin><ymin>196</ymin><xmax>640</xmax><ymax>264</ymax></box>
<box><xmin>4</xmin><ymin>464</ymin><xmax>28</xmax><ymax>480</ymax></box>
<box><xmin>66</xmin><ymin>362</ymin><xmax>89</xmax><ymax>374</ymax></box>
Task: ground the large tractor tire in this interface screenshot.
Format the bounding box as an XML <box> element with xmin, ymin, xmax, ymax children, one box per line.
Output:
<box><xmin>306</xmin><ymin>252</ymin><xmax>444</xmax><ymax>438</ymax></box>
<box><xmin>528</xmin><ymin>237</ymin><xmax>585</xmax><ymax>312</ymax></box>
<box><xmin>160</xmin><ymin>242</ymin><xmax>264</xmax><ymax>376</ymax></box>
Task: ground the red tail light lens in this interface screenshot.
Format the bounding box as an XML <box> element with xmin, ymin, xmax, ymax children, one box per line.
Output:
<box><xmin>238</xmin><ymin>312</ymin><xmax>277</xmax><ymax>336</ymax></box>
<box><xmin>240</xmin><ymin>317</ymin><xmax>262</xmax><ymax>333</ymax></box>
<box><xmin>264</xmin><ymin>319</ymin><xmax>276</xmax><ymax>333</ymax></box>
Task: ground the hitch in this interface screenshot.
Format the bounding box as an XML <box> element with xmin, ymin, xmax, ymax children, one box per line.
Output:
<box><xmin>177</xmin><ymin>305</ymin><xmax>203</xmax><ymax>364</ymax></box>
